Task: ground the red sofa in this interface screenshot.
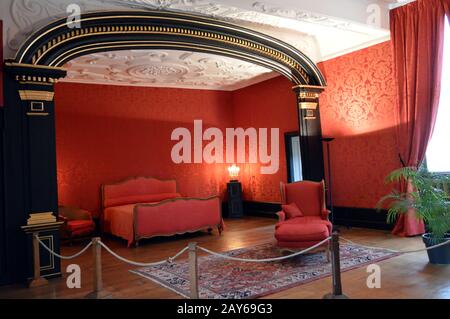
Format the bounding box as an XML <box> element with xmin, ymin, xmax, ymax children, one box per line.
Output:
<box><xmin>275</xmin><ymin>180</ymin><xmax>332</xmax><ymax>250</ymax></box>
<box><xmin>101</xmin><ymin>177</ymin><xmax>224</xmax><ymax>247</ymax></box>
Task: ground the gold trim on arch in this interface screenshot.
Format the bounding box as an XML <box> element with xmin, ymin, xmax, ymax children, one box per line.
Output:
<box><xmin>5</xmin><ymin>63</ymin><xmax>63</xmax><ymax>84</ymax></box>
<box><xmin>49</xmin><ymin>41</ymin><xmax>294</xmax><ymax>82</ymax></box>
<box><xmin>30</xmin><ymin>24</ymin><xmax>308</xmax><ymax>84</ymax></box>
<box><xmin>5</xmin><ymin>62</ymin><xmax>65</xmax><ymax>72</ymax></box>
<box><xmin>51</xmin><ymin>40</ymin><xmax>286</xmax><ymax>70</ymax></box>
<box><xmin>27</xmin><ymin>112</ymin><xmax>49</xmax><ymax>116</ymax></box>
<box><xmin>18</xmin><ymin>90</ymin><xmax>54</xmax><ymax>101</ymax></box>
<box><xmin>15</xmin><ymin>12</ymin><xmax>323</xmax><ymax>86</ymax></box>
<box><xmin>292</xmin><ymin>84</ymin><xmax>327</xmax><ymax>90</ymax></box>
<box><xmin>299</xmin><ymin>102</ymin><xmax>318</xmax><ymax>110</ymax></box>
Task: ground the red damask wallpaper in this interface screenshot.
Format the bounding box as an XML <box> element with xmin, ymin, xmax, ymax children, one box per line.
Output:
<box><xmin>55</xmin><ymin>41</ymin><xmax>400</xmax><ymax>214</ymax></box>
<box><xmin>55</xmin><ymin>83</ymin><xmax>233</xmax><ymax>216</ymax></box>
<box><xmin>231</xmin><ymin>76</ymin><xmax>298</xmax><ymax>202</ymax></box>
<box><xmin>318</xmin><ymin>41</ymin><xmax>399</xmax><ymax>208</ymax></box>
<box><xmin>232</xmin><ymin>41</ymin><xmax>399</xmax><ymax>208</ymax></box>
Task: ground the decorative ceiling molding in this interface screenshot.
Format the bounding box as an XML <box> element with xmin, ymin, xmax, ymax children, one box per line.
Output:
<box><xmin>3</xmin><ymin>0</ymin><xmax>113</xmax><ymax>58</ymax></box>
<box><xmin>1</xmin><ymin>0</ymin><xmax>394</xmax><ymax>90</ymax></box>
<box><xmin>61</xmin><ymin>49</ymin><xmax>277</xmax><ymax>91</ymax></box>
<box><xmin>2</xmin><ymin>0</ymin><xmax>391</xmax><ymax>61</ymax></box>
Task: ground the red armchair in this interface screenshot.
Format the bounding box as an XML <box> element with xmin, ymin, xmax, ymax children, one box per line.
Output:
<box><xmin>277</xmin><ymin>180</ymin><xmax>331</xmax><ymax>230</ymax></box>
<box><xmin>59</xmin><ymin>206</ymin><xmax>95</xmax><ymax>244</ymax></box>
<box><xmin>275</xmin><ymin>180</ymin><xmax>332</xmax><ymax>256</ymax></box>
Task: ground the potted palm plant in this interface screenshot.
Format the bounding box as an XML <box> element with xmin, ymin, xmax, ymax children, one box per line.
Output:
<box><xmin>379</xmin><ymin>167</ymin><xmax>450</xmax><ymax>264</ymax></box>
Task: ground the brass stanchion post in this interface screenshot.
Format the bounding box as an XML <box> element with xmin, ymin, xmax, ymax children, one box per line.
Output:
<box><xmin>85</xmin><ymin>237</ymin><xmax>110</xmax><ymax>298</ymax></box>
<box><xmin>323</xmin><ymin>231</ymin><xmax>348</xmax><ymax>299</ymax></box>
<box><xmin>188</xmin><ymin>242</ymin><xmax>199</xmax><ymax>299</ymax></box>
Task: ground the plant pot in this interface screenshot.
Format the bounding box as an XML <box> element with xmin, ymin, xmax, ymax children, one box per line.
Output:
<box><xmin>422</xmin><ymin>233</ymin><xmax>450</xmax><ymax>264</ymax></box>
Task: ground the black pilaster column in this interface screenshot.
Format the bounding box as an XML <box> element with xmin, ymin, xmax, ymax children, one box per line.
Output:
<box><xmin>293</xmin><ymin>85</ymin><xmax>325</xmax><ymax>182</ymax></box>
<box><xmin>1</xmin><ymin>62</ymin><xmax>66</xmax><ymax>283</ymax></box>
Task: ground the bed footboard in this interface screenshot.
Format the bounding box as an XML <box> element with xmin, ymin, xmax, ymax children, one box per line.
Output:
<box><xmin>133</xmin><ymin>196</ymin><xmax>223</xmax><ymax>243</ymax></box>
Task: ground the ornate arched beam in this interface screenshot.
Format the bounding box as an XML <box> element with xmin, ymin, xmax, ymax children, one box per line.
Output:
<box><xmin>14</xmin><ymin>10</ymin><xmax>326</xmax><ymax>87</ymax></box>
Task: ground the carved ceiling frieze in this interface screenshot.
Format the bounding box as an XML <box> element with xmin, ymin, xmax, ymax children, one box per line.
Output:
<box><xmin>61</xmin><ymin>49</ymin><xmax>277</xmax><ymax>90</ymax></box>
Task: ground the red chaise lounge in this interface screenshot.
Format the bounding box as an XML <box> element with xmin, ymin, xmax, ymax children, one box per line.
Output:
<box><xmin>101</xmin><ymin>177</ymin><xmax>224</xmax><ymax>247</ymax></box>
<box><xmin>275</xmin><ymin>180</ymin><xmax>332</xmax><ymax>257</ymax></box>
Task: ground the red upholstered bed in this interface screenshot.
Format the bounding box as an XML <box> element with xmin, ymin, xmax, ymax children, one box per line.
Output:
<box><xmin>101</xmin><ymin>177</ymin><xmax>224</xmax><ymax>246</ymax></box>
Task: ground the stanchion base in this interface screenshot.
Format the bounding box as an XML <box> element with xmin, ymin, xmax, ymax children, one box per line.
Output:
<box><xmin>28</xmin><ymin>277</ymin><xmax>48</xmax><ymax>288</ymax></box>
<box><xmin>85</xmin><ymin>290</ymin><xmax>112</xmax><ymax>299</ymax></box>
<box><xmin>322</xmin><ymin>293</ymin><xmax>349</xmax><ymax>299</ymax></box>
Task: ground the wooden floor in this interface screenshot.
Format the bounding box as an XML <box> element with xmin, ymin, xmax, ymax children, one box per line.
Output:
<box><xmin>0</xmin><ymin>217</ymin><xmax>449</xmax><ymax>299</ymax></box>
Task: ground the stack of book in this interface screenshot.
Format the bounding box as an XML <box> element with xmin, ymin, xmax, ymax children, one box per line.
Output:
<box><xmin>27</xmin><ymin>212</ymin><xmax>56</xmax><ymax>225</ymax></box>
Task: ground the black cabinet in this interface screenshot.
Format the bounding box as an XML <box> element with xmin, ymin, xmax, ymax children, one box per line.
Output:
<box><xmin>227</xmin><ymin>181</ymin><xmax>243</xmax><ymax>218</ymax></box>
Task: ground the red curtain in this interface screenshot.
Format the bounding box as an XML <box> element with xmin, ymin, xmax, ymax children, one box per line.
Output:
<box><xmin>390</xmin><ymin>0</ymin><xmax>447</xmax><ymax>236</ymax></box>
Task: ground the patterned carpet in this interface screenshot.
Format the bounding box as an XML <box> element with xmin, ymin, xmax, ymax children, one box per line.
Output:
<box><xmin>131</xmin><ymin>243</ymin><xmax>399</xmax><ymax>299</ymax></box>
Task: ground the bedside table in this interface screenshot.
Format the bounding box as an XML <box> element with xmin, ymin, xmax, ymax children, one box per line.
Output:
<box><xmin>227</xmin><ymin>181</ymin><xmax>243</xmax><ymax>218</ymax></box>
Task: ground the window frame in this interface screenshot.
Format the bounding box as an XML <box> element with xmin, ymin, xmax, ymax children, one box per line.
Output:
<box><xmin>284</xmin><ymin>131</ymin><xmax>302</xmax><ymax>183</ymax></box>
<box><xmin>424</xmin><ymin>16</ymin><xmax>450</xmax><ymax>175</ymax></box>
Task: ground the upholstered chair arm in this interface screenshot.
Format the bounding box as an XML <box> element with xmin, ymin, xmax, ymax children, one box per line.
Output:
<box><xmin>58</xmin><ymin>215</ymin><xmax>69</xmax><ymax>236</ymax></box>
<box><xmin>322</xmin><ymin>209</ymin><xmax>331</xmax><ymax>220</ymax></box>
<box><xmin>58</xmin><ymin>215</ymin><xmax>69</xmax><ymax>223</ymax></box>
<box><xmin>276</xmin><ymin>210</ymin><xmax>286</xmax><ymax>222</ymax></box>
<box><xmin>59</xmin><ymin>206</ymin><xmax>92</xmax><ymax>221</ymax></box>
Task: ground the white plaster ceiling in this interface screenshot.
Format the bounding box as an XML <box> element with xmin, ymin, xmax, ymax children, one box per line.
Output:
<box><xmin>62</xmin><ymin>49</ymin><xmax>277</xmax><ymax>91</ymax></box>
<box><xmin>0</xmin><ymin>0</ymin><xmax>407</xmax><ymax>90</ymax></box>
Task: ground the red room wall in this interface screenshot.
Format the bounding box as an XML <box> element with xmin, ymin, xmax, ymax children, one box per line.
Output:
<box><xmin>231</xmin><ymin>76</ymin><xmax>298</xmax><ymax>202</ymax></box>
<box><xmin>54</xmin><ymin>83</ymin><xmax>233</xmax><ymax>216</ymax></box>
<box><xmin>318</xmin><ymin>41</ymin><xmax>399</xmax><ymax>208</ymax></box>
<box><xmin>231</xmin><ymin>41</ymin><xmax>399</xmax><ymax>208</ymax></box>
<box><xmin>55</xmin><ymin>41</ymin><xmax>399</xmax><ymax>214</ymax></box>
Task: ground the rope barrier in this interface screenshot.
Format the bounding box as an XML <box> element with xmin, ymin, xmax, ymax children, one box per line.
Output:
<box><xmin>340</xmin><ymin>236</ymin><xmax>450</xmax><ymax>254</ymax></box>
<box><xmin>36</xmin><ymin>233</ymin><xmax>450</xmax><ymax>264</ymax></box>
<box><xmin>35</xmin><ymin>234</ymin><xmax>450</xmax><ymax>264</ymax></box>
<box><xmin>35</xmin><ymin>235</ymin><xmax>92</xmax><ymax>260</ymax></box>
<box><xmin>198</xmin><ymin>237</ymin><xmax>331</xmax><ymax>262</ymax></box>
<box><xmin>99</xmin><ymin>241</ymin><xmax>190</xmax><ymax>267</ymax></box>
<box><xmin>33</xmin><ymin>232</ymin><xmax>450</xmax><ymax>300</ymax></box>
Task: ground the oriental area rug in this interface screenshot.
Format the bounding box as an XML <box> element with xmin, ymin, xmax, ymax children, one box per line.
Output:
<box><xmin>131</xmin><ymin>243</ymin><xmax>398</xmax><ymax>299</ymax></box>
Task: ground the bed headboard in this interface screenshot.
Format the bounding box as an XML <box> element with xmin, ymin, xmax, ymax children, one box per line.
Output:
<box><xmin>101</xmin><ymin>177</ymin><xmax>178</xmax><ymax>209</ymax></box>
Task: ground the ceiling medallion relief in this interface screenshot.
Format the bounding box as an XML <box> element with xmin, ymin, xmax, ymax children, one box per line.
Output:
<box><xmin>127</xmin><ymin>64</ymin><xmax>190</xmax><ymax>80</ymax></box>
<box><xmin>62</xmin><ymin>50</ymin><xmax>276</xmax><ymax>90</ymax></box>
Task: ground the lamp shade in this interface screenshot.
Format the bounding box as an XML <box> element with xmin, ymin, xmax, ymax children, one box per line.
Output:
<box><xmin>228</xmin><ymin>164</ymin><xmax>240</xmax><ymax>179</ymax></box>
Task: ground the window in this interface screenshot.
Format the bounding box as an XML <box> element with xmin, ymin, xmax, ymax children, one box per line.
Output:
<box><xmin>425</xmin><ymin>17</ymin><xmax>450</xmax><ymax>173</ymax></box>
<box><xmin>285</xmin><ymin>132</ymin><xmax>303</xmax><ymax>182</ymax></box>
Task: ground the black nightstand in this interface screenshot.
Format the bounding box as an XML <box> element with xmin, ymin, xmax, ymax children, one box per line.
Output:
<box><xmin>227</xmin><ymin>181</ymin><xmax>243</xmax><ymax>218</ymax></box>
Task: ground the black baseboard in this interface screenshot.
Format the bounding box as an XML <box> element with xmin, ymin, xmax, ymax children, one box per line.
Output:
<box><xmin>332</xmin><ymin>206</ymin><xmax>393</xmax><ymax>230</ymax></box>
<box><xmin>222</xmin><ymin>201</ymin><xmax>279</xmax><ymax>219</ymax></box>
<box><xmin>240</xmin><ymin>201</ymin><xmax>393</xmax><ymax>230</ymax></box>
<box><xmin>243</xmin><ymin>201</ymin><xmax>280</xmax><ymax>219</ymax></box>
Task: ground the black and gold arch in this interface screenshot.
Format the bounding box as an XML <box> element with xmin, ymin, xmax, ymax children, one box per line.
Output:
<box><xmin>14</xmin><ymin>10</ymin><xmax>326</xmax><ymax>87</ymax></box>
<box><xmin>1</xmin><ymin>10</ymin><xmax>326</xmax><ymax>284</ymax></box>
